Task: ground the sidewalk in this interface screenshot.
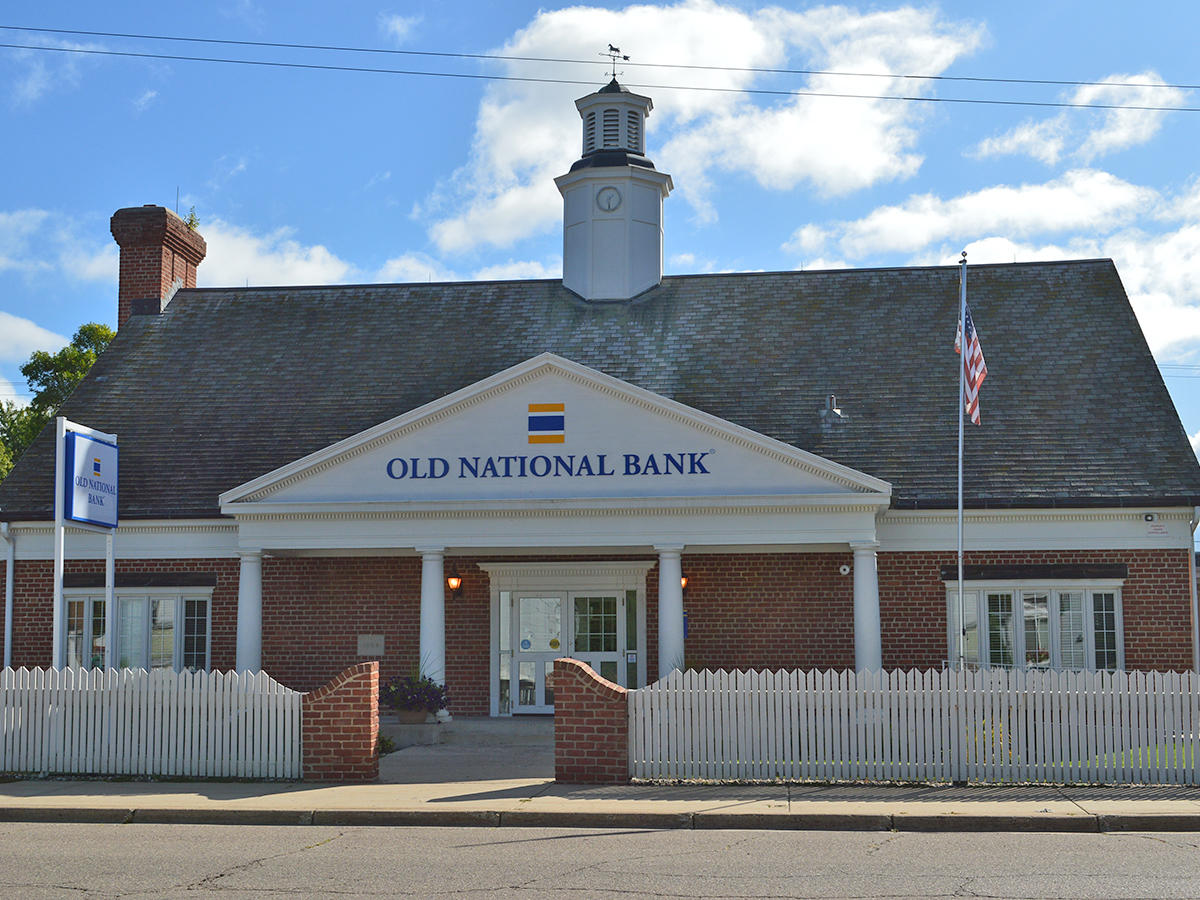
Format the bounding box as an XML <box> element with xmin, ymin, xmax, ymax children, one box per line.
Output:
<box><xmin>3</xmin><ymin>736</ymin><xmax>1199</xmax><ymax>832</ymax></box>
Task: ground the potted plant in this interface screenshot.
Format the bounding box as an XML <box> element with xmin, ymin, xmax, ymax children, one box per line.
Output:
<box><xmin>380</xmin><ymin>674</ymin><xmax>449</xmax><ymax>724</ymax></box>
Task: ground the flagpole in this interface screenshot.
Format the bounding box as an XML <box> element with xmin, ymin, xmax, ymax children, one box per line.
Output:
<box><xmin>957</xmin><ymin>251</ymin><xmax>967</xmax><ymax>669</ymax></box>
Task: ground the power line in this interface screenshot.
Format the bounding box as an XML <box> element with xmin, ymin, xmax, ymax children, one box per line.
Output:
<box><xmin>3</xmin><ymin>23</ymin><xmax>1198</xmax><ymax>93</ymax></box>
<box><xmin>2</xmin><ymin>41</ymin><xmax>1198</xmax><ymax>113</ymax></box>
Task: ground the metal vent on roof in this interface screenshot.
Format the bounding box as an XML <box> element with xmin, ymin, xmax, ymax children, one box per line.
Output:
<box><xmin>602</xmin><ymin>109</ymin><xmax>619</xmax><ymax>147</ymax></box>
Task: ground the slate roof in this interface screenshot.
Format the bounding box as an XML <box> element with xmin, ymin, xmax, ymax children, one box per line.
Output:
<box><xmin>2</xmin><ymin>259</ymin><xmax>1199</xmax><ymax>519</ymax></box>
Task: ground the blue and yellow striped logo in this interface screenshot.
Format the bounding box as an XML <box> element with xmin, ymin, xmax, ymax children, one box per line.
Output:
<box><xmin>527</xmin><ymin>403</ymin><xmax>565</xmax><ymax>444</ymax></box>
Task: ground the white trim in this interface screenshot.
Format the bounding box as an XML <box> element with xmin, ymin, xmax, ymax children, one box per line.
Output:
<box><xmin>880</xmin><ymin>507</ymin><xmax>1194</xmax><ymax>551</ymax></box>
<box><xmin>3</xmin><ymin>520</ymin><xmax>238</xmax><ymax>560</ymax></box>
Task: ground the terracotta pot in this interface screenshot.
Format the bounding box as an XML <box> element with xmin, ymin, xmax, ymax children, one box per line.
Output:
<box><xmin>391</xmin><ymin>708</ymin><xmax>434</xmax><ymax>724</ymax></box>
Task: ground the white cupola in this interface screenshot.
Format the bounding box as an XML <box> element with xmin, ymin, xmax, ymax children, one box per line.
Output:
<box><xmin>554</xmin><ymin>79</ymin><xmax>673</xmax><ymax>301</ymax></box>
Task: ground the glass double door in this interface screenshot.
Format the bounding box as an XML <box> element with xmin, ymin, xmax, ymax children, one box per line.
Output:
<box><xmin>501</xmin><ymin>590</ymin><xmax>638</xmax><ymax>714</ymax></box>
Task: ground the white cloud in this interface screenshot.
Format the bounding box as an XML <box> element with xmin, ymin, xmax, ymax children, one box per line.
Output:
<box><xmin>473</xmin><ymin>259</ymin><xmax>558</xmax><ymax>280</ymax></box>
<box><xmin>1191</xmin><ymin>429</ymin><xmax>1200</xmax><ymax>458</ymax></box>
<box><xmin>0</xmin><ymin>312</ymin><xmax>67</xmax><ymax>364</ymax></box>
<box><xmin>8</xmin><ymin>38</ymin><xmax>105</xmax><ymax>105</ymax></box>
<box><xmin>788</xmin><ymin>169</ymin><xmax>1155</xmax><ymax>258</ymax></box>
<box><xmin>0</xmin><ymin>208</ymin><xmax>116</xmax><ymax>282</ymax></box>
<box><xmin>0</xmin><ymin>375</ymin><xmax>25</xmax><ymax>405</ymax></box>
<box><xmin>427</xmin><ymin>1</ymin><xmax>982</xmax><ymax>250</ymax></box>
<box><xmin>379</xmin><ymin>13</ymin><xmax>420</xmax><ymax>43</ymax></box>
<box><xmin>133</xmin><ymin>89</ymin><xmax>158</xmax><ymax>113</ymax></box>
<box><xmin>198</xmin><ymin>219</ymin><xmax>355</xmax><ymax>286</ymax></box>
<box><xmin>973</xmin><ymin>118</ymin><xmax>1068</xmax><ymax>165</ymax></box>
<box><xmin>375</xmin><ymin>252</ymin><xmax>458</xmax><ymax>284</ymax></box>
<box><xmin>972</xmin><ymin>72</ymin><xmax>1187</xmax><ymax>165</ymax></box>
<box><xmin>0</xmin><ymin>209</ymin><xmax>52</xmax><ymax>274</ymax></box>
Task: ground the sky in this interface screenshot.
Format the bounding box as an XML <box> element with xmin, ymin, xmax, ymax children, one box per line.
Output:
<box><xmin>1</xmin><ymin>1</ymin><xmax>1198</xmax><ymax>476</ymax></box>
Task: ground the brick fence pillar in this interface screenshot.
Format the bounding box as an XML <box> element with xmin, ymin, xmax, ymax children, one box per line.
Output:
<box><xmin>552</xmin><ymin>658</ymin><xmax>629</xmax><ymax>784</ymax></box>
<box><xmin>302</xmin><ymin>661</ymin><xmax>379</xmax><ymax>781</ymax></box>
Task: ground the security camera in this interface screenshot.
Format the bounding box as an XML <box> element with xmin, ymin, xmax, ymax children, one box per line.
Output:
<box><xmin>839</xmin><ymin>564</ymin><xmax>851</xmax><ymax>576</ymax></box>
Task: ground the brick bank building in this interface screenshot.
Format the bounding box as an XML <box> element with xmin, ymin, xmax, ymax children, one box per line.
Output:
<box><xmin>2</xmin><ymin>80</ymin><xmax>1200</xmax><ymax>715</ymax></box>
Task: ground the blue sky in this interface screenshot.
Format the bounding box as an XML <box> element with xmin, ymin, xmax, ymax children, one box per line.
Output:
<box><xmin>1</xmin><ymin>1</ymin><xmax>1198</xmax><ymax>471</ymax></box>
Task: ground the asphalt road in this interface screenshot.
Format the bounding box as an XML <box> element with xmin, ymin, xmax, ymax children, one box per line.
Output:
<box><xmin>2</xmin><ymin>822</ymin><xmax>1199</xmax><ymax>898</ymax></box>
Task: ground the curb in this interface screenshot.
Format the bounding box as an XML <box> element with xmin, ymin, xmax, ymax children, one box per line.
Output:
<box><xmin>2</xmin><ymin>807</ymin><xmax>1199</xmax><ymax>832</ymax></box>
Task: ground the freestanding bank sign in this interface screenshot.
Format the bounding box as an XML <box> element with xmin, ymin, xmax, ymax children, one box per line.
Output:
<box><xmin>52</xmin><ymin>416</ymin><xmax>118</xmax><ymax>668</ymax></box>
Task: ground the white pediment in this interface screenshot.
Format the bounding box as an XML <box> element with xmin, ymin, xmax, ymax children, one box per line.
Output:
<box><xmin>220</xmin><ymin>354</ymin><xmax>890</xmax><ymax>509</ymax></box>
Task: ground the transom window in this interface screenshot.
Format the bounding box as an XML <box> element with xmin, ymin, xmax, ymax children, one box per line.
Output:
<box><xmin>947</xmin><ymin>582</ymin><xmax>1123</xmax><ymax>671</ymax></box>
<box><xmin>64</xmin><ymin>590</ymin><xmax>212</xmax><ymax>672</ymax></box>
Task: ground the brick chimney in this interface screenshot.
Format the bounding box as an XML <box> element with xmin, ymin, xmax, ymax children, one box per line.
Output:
<box><xmin>110</xmin><ymin>205</ymin><xmax>207</xmax><ymax>328</ymax></box>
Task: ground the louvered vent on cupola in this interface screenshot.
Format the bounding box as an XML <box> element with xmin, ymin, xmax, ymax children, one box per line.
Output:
<box><xmin>584</xmin><ymin>111</ymin><xmax>597</xmax><ymax>154</ymax></box>
<box><xmin>602</xmin><ymin>109</ymin><xmax>620</xmax><ymax>147</ymax></box>
<box><xmin>626</xmin><ymin>109</ymin><xmax>641</xmax><ymax>153</ymax></box>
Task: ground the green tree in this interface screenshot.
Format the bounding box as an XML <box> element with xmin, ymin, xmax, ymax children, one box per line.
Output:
<box><xmin>0</xmin><ymin>323</ymin><xmax>114</xmax><ymax>479</ymax></box>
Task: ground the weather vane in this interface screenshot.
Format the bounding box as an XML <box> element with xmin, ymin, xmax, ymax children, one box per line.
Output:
<box><xmin>601</xmin><ymin>44</ymin><xmax>629</xmax><ymax>79</ymax></box>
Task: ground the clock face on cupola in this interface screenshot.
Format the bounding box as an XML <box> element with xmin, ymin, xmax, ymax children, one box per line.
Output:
<box><xmin>554</xmin><ymin>75</ymin><xmax>673</xmax><ymax>302</ymax></box>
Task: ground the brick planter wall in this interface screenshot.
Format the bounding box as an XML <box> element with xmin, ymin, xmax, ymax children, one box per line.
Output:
<box><xmin>553</xmin><ymin>658</ymin><xmax>629</xmax><ymax>784</ymax></box>
<box><xmin>302</xmin><ymin>661</ymin><xmax>379</xmax><ymax>781</ymax></box>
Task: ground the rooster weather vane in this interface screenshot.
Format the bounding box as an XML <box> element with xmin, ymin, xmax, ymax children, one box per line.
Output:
<box><xmin>602</xmin><ymin>44</ymin><xmax>629</xmax><ymax>78</ymax></box>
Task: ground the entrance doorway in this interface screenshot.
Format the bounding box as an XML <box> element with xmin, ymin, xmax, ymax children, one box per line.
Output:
<box><xmin>482</xmin><ymin>562</ymin><xmax>653</xmax><ymax>716</ymax></box>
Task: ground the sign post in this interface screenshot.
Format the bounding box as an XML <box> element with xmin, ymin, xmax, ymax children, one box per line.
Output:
<box><xmin>52</xmin><ymin>417</ymin><xmax>118</xmax><ymax>669</ymax></box>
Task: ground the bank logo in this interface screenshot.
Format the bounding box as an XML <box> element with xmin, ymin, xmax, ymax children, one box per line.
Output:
<box><xmin>527</xmin><ymin>402</ymin><xmax>565</xmax><ymax>444</ymax></box>
<box><xmin>92</xmin><ymin>457</ymin><xmax>102</xmax><ymax>476</ymax></box>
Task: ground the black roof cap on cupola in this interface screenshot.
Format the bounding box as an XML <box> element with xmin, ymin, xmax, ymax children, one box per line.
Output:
<box><xmin>568</xmin><ymin>150</ymin><xmax>657</xmax><ymax>172</ymax></box>
<box><xmin>598</xmin><ymin>77</ymin><xmax>630</xmax><ymax>93</ymax></box>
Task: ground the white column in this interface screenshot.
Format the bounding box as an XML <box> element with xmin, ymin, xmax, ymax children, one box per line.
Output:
<box><xmin>851</xmin><ymin>541</ymin><xmax>882</xmax><ymax>671</ymax></box>
<box><xmin>235</xmin><ymin>550</ymin><xmax>263</xmax><ymax>672</ymax></box>
<box><xmin>417</xmin><ymin>548</ymin><xmax>446</xmax><ymax>685</ymax></box>
<box><xmin>656</xmin><ymin>544</ymin><xmax>685</xmax><ymax>679</ymax></box>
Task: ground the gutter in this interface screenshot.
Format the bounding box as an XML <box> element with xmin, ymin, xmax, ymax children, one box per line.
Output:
<box><xmin>1</xmin><ymin>522</ymin><xmax>12</xmax><ymax>669</ymax></box>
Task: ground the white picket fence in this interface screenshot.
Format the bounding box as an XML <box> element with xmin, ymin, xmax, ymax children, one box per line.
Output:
<box><xmin>629</xmin><ymin>668</ymin><xmax>1200</xmax><ymax>785</ymax></box>
<box><xmin>1</xmin><ymin>667</ymin><xmax>302</xmax><ymax>779</ymax></box>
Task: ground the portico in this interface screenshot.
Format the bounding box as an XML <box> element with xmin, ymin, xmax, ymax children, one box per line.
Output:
<box><xmin>219</xmin><ymin>354</ymin><xmax>892</xmax><ymax>711</ymax></box>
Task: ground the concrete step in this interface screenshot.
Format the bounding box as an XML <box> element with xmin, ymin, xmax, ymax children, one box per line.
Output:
<box><xmin>380</xmin><ymin>714</ymin><xmax>553</xmax><ymax>750</ymax></box>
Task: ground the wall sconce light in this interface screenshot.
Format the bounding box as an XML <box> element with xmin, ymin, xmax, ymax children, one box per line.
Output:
<box><xmin>446</xmin><ymin>566</ymin><xmax>463</xmax><ymax>598</ymax></box>
<box><xmin>680</xmin><ymin>574</ymin><xmax>689</xmax><ymax>591</ymax></box>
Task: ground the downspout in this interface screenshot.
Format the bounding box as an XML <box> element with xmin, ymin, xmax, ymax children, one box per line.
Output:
<box><xmin>1</xmin><ymin>520</ymin><xmax>12</xmax><ymax>672</ymax></box>
<box><xmin>1191</xmin><ymin>508</ymin><xmax>1199</xmax><ymax>675</ymax></box>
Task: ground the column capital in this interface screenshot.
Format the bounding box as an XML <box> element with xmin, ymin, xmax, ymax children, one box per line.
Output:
<box><xmin>237</xmin><ymin>548</ymin><xmax>264</xmax><ymax>562</ymax></box>
<box><xmin>415</xmin><ymin>546</ymin><xmax>445</xmax><ymax>556</ymax></box>
<box><xmin>849</xmin><ymin>540</ymin><xmax>880</xmax><ymax>553</ymax></box>
<box><xmin>653</xmin><ymin>544</ymin><xmax>685</xmax><ymax>555</ymax></box>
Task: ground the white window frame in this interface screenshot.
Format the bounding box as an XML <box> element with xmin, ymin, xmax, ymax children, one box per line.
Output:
<box><xmin>61</xmin><ymin>588</ymin><xmax>213</xmax><ymax>671</ymax></box>
<box><xmin>946</xmin><ymin>579</ymin><xmax>1125</xmax><ymax>671</ymax></box>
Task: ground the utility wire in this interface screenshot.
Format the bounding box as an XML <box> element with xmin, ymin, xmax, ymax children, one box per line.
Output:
<box><xmin>2</xmin><ymin>42</ymin><xmax>1198</xmax><ymax>113</ymax></box>
<box><xmin>2</xmin><ymin>23</ymin><xmax>1198</xmax><ymax>92</ymax></box>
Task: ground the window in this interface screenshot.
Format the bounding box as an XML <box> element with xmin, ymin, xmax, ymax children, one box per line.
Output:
<box><xmin>947</xmin><ymin>582</ymin><xmax>1123</xmax><ymax>671</ymax></box>
<box><xmin>62</xmin><ymin>589</ymin><xmax>212</xmax><ymax>671</ymax></box>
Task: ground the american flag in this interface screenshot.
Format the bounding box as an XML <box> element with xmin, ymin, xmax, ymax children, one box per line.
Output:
<box><xmin>955</xmin><ymin>303</ymin><xmax>988</xmax><ymax>425</ymax></box>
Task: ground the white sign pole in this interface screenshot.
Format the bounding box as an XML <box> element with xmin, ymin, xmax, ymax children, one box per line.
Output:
<box><xmin>53</xmin><ymin>417</ymin><xmax>119</xmax><ymax>670</ymax></box>
<box><xmin>52</xmin><ymin>417</ymin><xmax>66</xmax><ymax>669</ymax></box>
<box><xmin>105</xmin><ymin>530</ymin><xmax>115</xmax><ymax>670</ymax></box>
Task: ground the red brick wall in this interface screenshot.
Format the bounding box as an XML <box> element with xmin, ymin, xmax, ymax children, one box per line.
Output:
<box><xmin>302</xmin><ymin>661</ymin><xmax>379</xmax><ymax>781</ymax></box>
<box><xmin>679</xmin><ymin>552</ymin><xmax>855</xmax><ymax>671</ymax></box>
<box><xmin>553</xmin><ymin>658</ymin><xmax>628</xmax><ymax>783</ymax></box>
<box><xmin>879</xmin><ymin>548</ymin><xmax>1196</xmax><ymax>671</ymax></box>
